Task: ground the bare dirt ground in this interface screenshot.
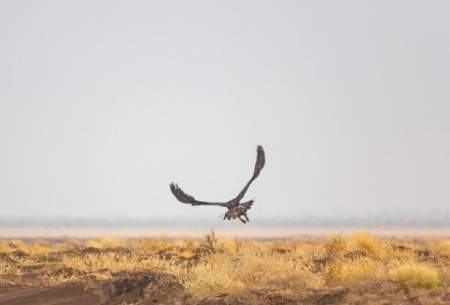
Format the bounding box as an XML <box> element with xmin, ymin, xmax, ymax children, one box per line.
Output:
<box><xmin>1</xmin><ymin>231</ymin><xmax>450</xmax><ymax>305</ymax></box>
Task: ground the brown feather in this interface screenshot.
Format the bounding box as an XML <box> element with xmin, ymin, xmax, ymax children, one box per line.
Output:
<box><xmin>232</xmin><ymin>145</ymin><xmax>265</xmax><ymax>204</ymax></box>
<box><xmin>169</xmin><ymin>183</ymin><xmax>228</xmax><ymax>207</ymax></box>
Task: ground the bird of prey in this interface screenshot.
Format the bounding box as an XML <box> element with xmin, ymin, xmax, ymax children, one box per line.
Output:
<box><xmin>170</xmin><ymin>145</ymin><xmax>265</xmax><ymax>223</ymax></box>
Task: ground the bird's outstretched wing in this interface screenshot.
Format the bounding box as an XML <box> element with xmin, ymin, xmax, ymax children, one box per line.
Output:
<box><xmin>170</xmin><ymin>183</ymin><xmax>229</xmax><ymax>207</ymax></box>
<box><xmin>232</xmin><ymin>145</ymin><xmax>265</xmax><ymax>204</ymax></box>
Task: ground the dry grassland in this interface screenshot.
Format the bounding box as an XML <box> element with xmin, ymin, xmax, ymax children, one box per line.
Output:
<box><xmin>1</xmin><ymin>231</ymin><xmax>450</xmax><ymax>304</ymax></box>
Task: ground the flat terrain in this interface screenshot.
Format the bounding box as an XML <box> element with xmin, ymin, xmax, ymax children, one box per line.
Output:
<box><xmin>1</xmin><ymin>232</ymin><xmax>450</xmax><ymax>305</ymax></box>
<box><xmin>2</xmin><ymin>226</ymin><xmax>450</xmax><ymax>238</ymax></box>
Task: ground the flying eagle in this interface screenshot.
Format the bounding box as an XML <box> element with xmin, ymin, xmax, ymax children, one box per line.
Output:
<box><xmin>170</xmin><ymin>145</ymin><xmax>265</xmax><ymax>223</ymax></box>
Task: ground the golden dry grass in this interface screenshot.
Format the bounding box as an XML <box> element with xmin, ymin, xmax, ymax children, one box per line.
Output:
<box><xmin>388</xmin><ymin>263</ymin><xmax>440</xmax><ymax>290</ymax></box>
<box><xmin>1</xmin><ymin>232</ymin><xmax>449</xmax><ymax>300</ymax></box>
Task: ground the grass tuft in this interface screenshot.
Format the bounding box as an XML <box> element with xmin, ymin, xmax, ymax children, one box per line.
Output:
<box><xmin>352</xmin><ymin>232</ymin><xmax>393</xmax><ymax>261</ymax></box>
<box><xmin>388</xmin><ymin>263</ymin><xmax>439</xmax><ymax>290</ymax></box>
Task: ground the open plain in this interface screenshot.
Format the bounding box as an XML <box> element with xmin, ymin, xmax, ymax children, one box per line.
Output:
<box><xmin>1</xmin><ymin>231</ymin><xmax>450</xmax><ymax>305</ymax></box>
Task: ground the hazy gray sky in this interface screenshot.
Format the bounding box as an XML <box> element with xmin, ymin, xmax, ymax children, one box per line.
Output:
<box><xmin>1</xmin><ymin>1</ymin><xmax>449</xmax><ymax>219</ymax></box>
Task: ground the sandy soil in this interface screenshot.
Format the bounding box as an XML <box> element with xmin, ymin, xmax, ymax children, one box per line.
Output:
<box><xmin>0</xmin><ymin>272</ymin><xmax>186</xmax><ymax>305</ymax></box>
